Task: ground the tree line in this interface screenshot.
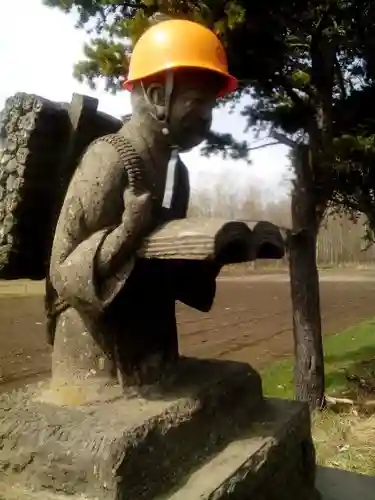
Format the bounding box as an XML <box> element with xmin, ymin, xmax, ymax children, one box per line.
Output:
<box><xmin>189</xmin><ymin>187</ymin><xmax>375</xmax><ymax>266</ymax></box>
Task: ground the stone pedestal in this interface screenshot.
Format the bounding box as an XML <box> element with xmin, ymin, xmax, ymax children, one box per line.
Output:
<box><xmin>0</xmin><ymin>358</ymin><xmax>319</xmax><ymax>500</ymax></box>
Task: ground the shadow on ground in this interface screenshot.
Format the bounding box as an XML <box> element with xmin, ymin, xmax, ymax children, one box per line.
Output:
<box><xmin>317</xmin><ymin>466</ymin><xmax>375</xmax><ymax>500</ymax></box>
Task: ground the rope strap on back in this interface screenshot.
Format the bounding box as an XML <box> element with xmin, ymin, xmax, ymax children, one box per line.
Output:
<box><xmin>91</xmin><ymin>133</ymin><xmax>146</xmax><ymax>192</ymax></box>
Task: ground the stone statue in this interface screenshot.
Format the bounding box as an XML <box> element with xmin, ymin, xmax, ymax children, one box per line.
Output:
<box><xmin>0</xmin><ymin>21</ymin><xmax>318</xmax><ymax>500</ymax></box>
<box><xmin>48</xmin><ymin>19</ymin><xmax>239</xmax><ymax>401</ymax></box>
<box><xmin>0</xmin><ymin>20</ymin><xmax>284</xmax><ymax>406</ymax></box>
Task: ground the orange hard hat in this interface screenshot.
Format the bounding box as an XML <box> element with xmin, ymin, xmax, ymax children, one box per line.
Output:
<box><xmin>123</xmin><ymin>19</ymin><xmax>238</xmax><ymax>97</ymax></box>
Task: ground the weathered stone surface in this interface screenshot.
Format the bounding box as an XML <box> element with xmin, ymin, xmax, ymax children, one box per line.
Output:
<box><xmin>0</xmin><ymin>395</ymin><xmax>319</xmax><ymax>500</ymax></box>
<box><xmin>0</xmin><ymin>358</ymin><xmax>263</xmax><ymax>500</ymax></box>
<box><xmin>0</xmin><ymin>93</ymin><xmax>71</xmax><ymax>280</ymax></box>
<box><xmin>162</xmin><ymin>398</ymin><xmax>319</xmax><ymax>500</ymax></box>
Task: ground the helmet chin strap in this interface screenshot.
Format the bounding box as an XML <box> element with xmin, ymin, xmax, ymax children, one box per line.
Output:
<box><xmin>141</xmin><ymin>71</ymin><xmax>179</xmax><ymax>209</ymax></box>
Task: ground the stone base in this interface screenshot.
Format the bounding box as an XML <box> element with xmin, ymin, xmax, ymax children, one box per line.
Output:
<box><xmin>165</xmin><ymin>398</ymin><xmax>319</xmax><ymax>500</ymax></box>
<box><xmin>0</xmin><ymin>358</ymin><xmax>318</xmax><ymax>500</ymax></box>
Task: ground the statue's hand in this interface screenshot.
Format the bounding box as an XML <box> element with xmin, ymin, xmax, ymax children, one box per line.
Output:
<box><xmin>123</xmin><ymin>188</ymin><xmax>154</xmax><ymax>236</ymax></box>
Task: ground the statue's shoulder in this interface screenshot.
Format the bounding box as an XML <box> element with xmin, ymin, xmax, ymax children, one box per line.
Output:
<box><xmin>75</xmin><ymin>131</ymin><xmax>145</xmax><ymax>194</ymax></box>
<box><xmin>82</xmin><ymin>130</ymin><xmax>140</xmax><ymax>169</ymax></box>
<box><xmin>81</xmin><ymin>134</ymin><xmax>123</xmax><ymax>166</ymax></box>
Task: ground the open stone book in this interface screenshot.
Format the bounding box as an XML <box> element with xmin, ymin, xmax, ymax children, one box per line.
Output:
<box><xmin>138</xmin><ymin>218</ymin><xmax>287</xmax><ymax>264</ymax></box>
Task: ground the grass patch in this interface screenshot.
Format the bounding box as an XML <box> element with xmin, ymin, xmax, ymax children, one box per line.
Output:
<box><xmin>260</xmin><ymin>317</ymin><xmax>375</xmax><ymax>475</ymax></box>
<box><xmin>261</xmin><ymin>317</ymin><xmax>375</xmax><ymax>400</ymax></box>
<box><xmin>313</xmin><ymin>410</ymin><xmax>375</xmax><ymax>475</ymax></box>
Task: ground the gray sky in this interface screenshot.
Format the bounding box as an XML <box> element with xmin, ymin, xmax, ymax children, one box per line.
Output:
<box><xmin>0</xmin><ymin>0</ymin><xmax>292</xmax><ymax>202</ymax></box>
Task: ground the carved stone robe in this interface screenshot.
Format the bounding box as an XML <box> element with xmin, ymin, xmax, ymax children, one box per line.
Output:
<box><xmin>49</xmin><ymin>127</ymin><xmax>218</xmax><ymax>388</ymax></box>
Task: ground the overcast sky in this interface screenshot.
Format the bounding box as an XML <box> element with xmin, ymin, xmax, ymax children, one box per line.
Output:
<box><xmin>0</xmin><ymin>0</ymin><xmax>292</xmax><ymax>203</ymax></box>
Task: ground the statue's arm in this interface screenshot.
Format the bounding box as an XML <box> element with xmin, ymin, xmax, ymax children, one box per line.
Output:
<box><xmin>50</xmin><ymin>141</ymin><xmax>150</xmax><ymax>313</ymax></box>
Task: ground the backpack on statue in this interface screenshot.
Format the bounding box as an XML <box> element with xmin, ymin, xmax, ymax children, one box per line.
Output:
<box><xmin>0</xmin><ymin>92</ymin><xmax>126</xmax><ymax>280</ymax></box>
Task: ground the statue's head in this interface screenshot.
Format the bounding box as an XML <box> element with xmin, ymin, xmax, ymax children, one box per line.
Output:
<box><xmin>124</xmin><ymin>19</ymin><xmax>238</xmax><ymax>152</ymax></box>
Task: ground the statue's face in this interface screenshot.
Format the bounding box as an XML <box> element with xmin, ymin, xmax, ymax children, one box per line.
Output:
<box><xmin>167</xmin><ymin>70</ymin><xmax>221</xmax><ymax>151</ymax></box>
<box><xmin>140</xmin><ymin>69</ymin><xmax>224</xmax><ymax>152</ymax></box>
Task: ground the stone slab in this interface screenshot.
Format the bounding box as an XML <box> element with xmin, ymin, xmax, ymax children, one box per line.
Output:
<box><xmin>0</xmin><ymin>398</ymin><xmax>318</xmax><ymax>500</ymax></box>
<box><xmin>0</xmin><ymin>358</ymin><xmax>263</xmax><ymax>500</ymax></box>
<box><xmin>160</xmin><ymin>398</ymin><xmax>319</xmax><ymax>500</ymax></box>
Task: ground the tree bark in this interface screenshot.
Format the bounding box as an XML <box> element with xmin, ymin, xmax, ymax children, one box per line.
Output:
<box><xmin>289</xmin><ymin>227</ymin><xmax>325</xmax><ymax>409</ymax></box>
<box><xmin>288</xmin><ymin>146</ymin><xmax>325</xmax><ymax>410</ymax></box>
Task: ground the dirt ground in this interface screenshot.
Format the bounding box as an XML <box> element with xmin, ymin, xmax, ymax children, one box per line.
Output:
<box><xmin>0</xmin><ymin>269</ymin><xmax>375</xmax><ymax>393</ymax></box>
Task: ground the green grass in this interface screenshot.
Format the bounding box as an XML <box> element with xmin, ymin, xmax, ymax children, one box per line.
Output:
<box><xmin>261</xmin><ymin>317</ymin><xmax>375</xmax><ymax>399</ymax></box>
<box><xmin>261</xmin><ymin>317</ymin><xmax>375</xmax><ymax>475</ymax></box>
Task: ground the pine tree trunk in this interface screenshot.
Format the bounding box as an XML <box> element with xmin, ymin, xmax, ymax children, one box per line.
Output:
<box><xmin>288</xmin><ymin>146</ymin><xmax>325</xmax><ymax>410</ymax></box>
<box><xmin>288</xmin><ymin>225</ymin><xmax>325</xmax><ymax>409</ymax></box>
